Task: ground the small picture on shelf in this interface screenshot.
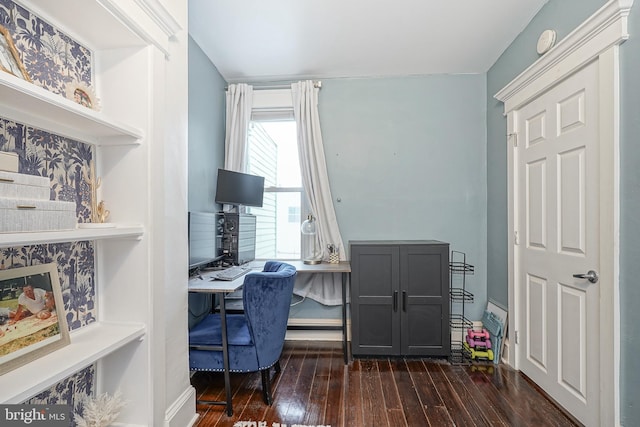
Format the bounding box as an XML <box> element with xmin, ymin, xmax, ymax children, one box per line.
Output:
<box><xmin>0</xmin><ymin>263</ymin><xmax>70</xmax><ymax>375</ymax></box>
<box><xmin>0</xmin><ymin>24</ymin><xmax>31</xmax><ymax>81</ymax></box>
<box><xmin>65</xmin><ymin>80</ymin><xmax>101</xmax><ymax>111</ymax></box>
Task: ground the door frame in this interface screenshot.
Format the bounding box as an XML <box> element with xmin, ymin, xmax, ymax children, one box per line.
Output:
<box><xmin>495</xmin><ymin>1</ymin><xmax>633</xmax><ymax>425</ymax></box>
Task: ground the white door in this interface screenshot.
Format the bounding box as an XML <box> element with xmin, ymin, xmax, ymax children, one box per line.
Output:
<box><xmin>516</xmin><ymin>60</ymin><xmax>600</xmax><ymax>426</ymax></box>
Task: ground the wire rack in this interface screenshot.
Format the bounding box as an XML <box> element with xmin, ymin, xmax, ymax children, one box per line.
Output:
<box><xmin>449</xmin><ymin>250</ymin><xmax>474</xmax><ymax>364</ymax></box>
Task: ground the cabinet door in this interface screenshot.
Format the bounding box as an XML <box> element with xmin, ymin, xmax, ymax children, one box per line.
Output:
<box><xmin>400</xmin><ymin>244</ymin><xmax>450</xmax><ymax>356</ymax></box>
<box><xmin>351</xmin><ymin>244</ymin><xmax>400</xmax><ymax>356</ymax></box>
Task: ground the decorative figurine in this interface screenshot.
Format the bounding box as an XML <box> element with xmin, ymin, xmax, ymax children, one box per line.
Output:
<box><xmin>82</xmin><ymin>161</ymin><xmax>110</xmax><ymax>225</ymax></box>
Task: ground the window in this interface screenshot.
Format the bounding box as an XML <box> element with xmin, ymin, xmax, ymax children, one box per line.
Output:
<box><xmin>246</xmin><ymin>118</ymin><xmax>305</xmax><ymax>259</ymax></box>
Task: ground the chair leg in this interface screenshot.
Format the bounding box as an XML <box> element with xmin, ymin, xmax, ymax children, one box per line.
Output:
<box><xmin>260</xmin><ymin>369</ymin><xmax>272</xmax><ymax>405</ymax></box>
<box><xmin>274</xmin><ymin>360</ymin><xmax>281</xmax><ymax>374</ymax></box>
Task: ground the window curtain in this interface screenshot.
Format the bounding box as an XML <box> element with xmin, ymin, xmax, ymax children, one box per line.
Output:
<box><xmin>224</xmin><ymin>83</ymin><xmax>253</xmax><ymax>172</ymax></box>
<box><xmin>291</xmin><ymin>80</ymin><xmax>346</xmax><ymax>306</ymax></box>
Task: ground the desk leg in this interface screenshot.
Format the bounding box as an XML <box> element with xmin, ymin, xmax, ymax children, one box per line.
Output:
<box><xmin>220</xmin><ymin>295</ymin><xmax>233</xmax><ymax>416</ymax></box>
<box><xmin>342</xmin><ymin>271</ymin><xmax>348</xmax><ymax>364</ymax></box>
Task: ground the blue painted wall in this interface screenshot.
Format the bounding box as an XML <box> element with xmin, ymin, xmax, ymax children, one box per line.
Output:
<box><xmin>487</xmin><ymin>0</ymin><xmax>639</xmax><ymax>423</ymax></box>
<box><xmin>619</xmin><ymin>1</ymin><xmax>640</xmax><ymax>422</ymax></box>
<box><xmin>188</xmin><ymin>36</ymin><xmax>226</xmax><ymax>213</ymax></box>
<box><xmin>187</xmin><ymin>36</ymin><xmax>227</xmax><ymax>325</ymax></box>
<box><xmin>319</xmin><ymin>75</ymin><xmax>487</xmax><ymax>319</ymax></box>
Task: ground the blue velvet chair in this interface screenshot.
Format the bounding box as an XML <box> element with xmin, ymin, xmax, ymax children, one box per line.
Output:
<box><xmin>189</xmin><ymin>261</ymin><xmax>296</xmax><ymax>405</ymax></box>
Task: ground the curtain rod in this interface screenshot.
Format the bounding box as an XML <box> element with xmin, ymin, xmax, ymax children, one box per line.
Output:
<box><xmin>225</xmin><ymin>81</ymin><xmax>322</xmax><ymax>91</ymax></box>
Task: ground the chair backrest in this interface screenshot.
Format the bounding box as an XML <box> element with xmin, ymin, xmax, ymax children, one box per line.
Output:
<box><xmin>242</xmin><ymin>261</ymin><xmax>296</xmax><ymax>368</ymax></box>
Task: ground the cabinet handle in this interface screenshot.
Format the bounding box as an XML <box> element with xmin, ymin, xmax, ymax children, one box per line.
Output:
<box><xmin>402</xmin><ymin>291</ymin><xmax>407</xmax><ymax>312</ymax></box>
<box><xmin>0</xmin><ymin>178</ymin><xmax>14</xmax><ymax>183</ymax></box>
<box><xmin>17</xmin><ymin>205</ymin><xmax>36</xmax><ymax>209</ymax></box>
<box><xmin>393</xmin><ymin>290</ymin><xmax>398</xmax><ymax>312</ymax></box>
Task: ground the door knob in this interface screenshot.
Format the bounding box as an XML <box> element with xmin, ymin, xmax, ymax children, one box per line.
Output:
<box><xmin>573</xmin><ymin>270</ymin><xmax>599</xmax><ymax>284</ymax></box>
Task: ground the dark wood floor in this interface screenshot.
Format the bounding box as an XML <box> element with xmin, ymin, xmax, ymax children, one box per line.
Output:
<box><xmin>192</xmin><ymin>341</ymin><xmax>580</xmax><ymax>427</ymax></box>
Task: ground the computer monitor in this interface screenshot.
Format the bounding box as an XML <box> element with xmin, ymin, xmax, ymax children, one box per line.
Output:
<box><xmin>188</xmin><ymin>211</ymin><xmax>222</xmax><ymax>270</ymax></box>
<box><xmin>215</xmin><ymin>168</ymin><xmax>265</xmax><ymax>208</ymax></box>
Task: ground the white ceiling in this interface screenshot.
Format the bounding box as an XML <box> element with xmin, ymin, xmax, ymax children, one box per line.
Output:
<box><xmin>189</xmin><ymin>0</ymin><xmax>549</xmax><ymax>83</ymax></box>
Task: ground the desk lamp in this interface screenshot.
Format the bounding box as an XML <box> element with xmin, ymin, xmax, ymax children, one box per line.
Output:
<box><xmin>301</xmin><ymin>214</ymin><xmax>322</xmax><ymax>264</ymax></box>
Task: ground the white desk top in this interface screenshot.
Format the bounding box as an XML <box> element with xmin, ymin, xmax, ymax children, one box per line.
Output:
<box><xmin>188</xmin><ymin>260</ymin><xmax>351</xmax><ymax>293</ymax></box>
<box><xmin>188</xmin><ymin>268</ymin><xmax>253</xmax><ymax>293</ymax></box>
<box><xmin>282</xmin><ymin>260</ymin><xmax>351</xmax><ymax>273</ymax></box>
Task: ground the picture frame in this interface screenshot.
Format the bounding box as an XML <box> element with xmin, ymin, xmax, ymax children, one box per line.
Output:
<box><xmin>0</xmin><ymin>263</ymin><xmax>70</xmax><ymax>375</ymax></box>
<box><xmin>0</xmin><ymin>24</ymin><xmax>31</xmax><ymax>81</ymax></box>
<box><xmin>65</xmin><ymin>80</ymin><xmax>101</xmax><ymax>111</ymax></box>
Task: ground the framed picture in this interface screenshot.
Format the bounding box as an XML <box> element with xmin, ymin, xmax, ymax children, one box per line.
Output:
<box><xmin>65</xmin><ymin>80</ymin><xmax>101</xmax><ymax>111</ymax></box>
<box><xmin>0</xmin><ymin>263</ymin><xmax>70</xmax><ymax>375</ymax></box>
<box><xmin>0</xmin><ymin>24</ymin><xmax>31</xmax><ymax>81</ymax></box>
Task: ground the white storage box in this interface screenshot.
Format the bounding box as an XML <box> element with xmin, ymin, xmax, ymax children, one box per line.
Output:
<box><xmin>0</xmin><ymin>171</ymin><xmax>50</xmax><ymax>200</ymax></box>
<box><xmin>0</xmin><ymin>152</ymin><xmax>18</xmax><ymax>173</ymax></box>
<box><xmin>0</xmin><ymin>198</ymin><xmax>76</xmax><ymax>232</ymax></box>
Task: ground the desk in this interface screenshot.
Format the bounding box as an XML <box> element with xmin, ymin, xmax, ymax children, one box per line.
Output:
<box><xmin>188</xmin><ymin>268</ymin><xmax>252</xmax><ymax>416</ymax></box>
<box><xmin>282</xmin><ymin>260</ymin><xmax>351</xmax><ymax>364</ymax></box>
<box><xmin>188</xmin><ymin>260</ymin><xmax>351</xmax><ymax>414</ymax></box>
<box><xmin>222</xmin><ymin>261</ymin><xmax>351</xmax><ymax>362</ymax></box>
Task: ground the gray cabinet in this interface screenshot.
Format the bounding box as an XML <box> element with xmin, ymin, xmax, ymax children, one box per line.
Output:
<box><xmin>350</xmin><ymin>240</ymin><xmax>450</xmax><ymax>357</ymax></box>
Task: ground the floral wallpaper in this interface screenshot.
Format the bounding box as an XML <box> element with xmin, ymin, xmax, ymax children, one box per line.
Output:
<box><xmin>0</xmin><ymin>0</ymin><xmax>97</xmax><ymax>414</ymax></box>
<box><xmin>0</xmin><ymin>0</ymin><xmax>92</xmax><ymax>94</ymax></box>
<box><xmin>25</xmin><ymin>365</ymin><xmax>95</xmax><ymax>420</ymax></box>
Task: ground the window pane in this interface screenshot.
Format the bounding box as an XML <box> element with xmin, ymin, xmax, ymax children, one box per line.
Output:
<box><xmin>247</xmin><ymin>119</ymin><xmax>303</xmax><ymax>260</ymax></box>
<box><xmin>249</xmin><ymin>121</ymin><xmax>301</xmax><ymax>187</ymax></box>
<box><xmin>251</xmin><ymin>191</ymin><xmax>301</xmax><ymax>259</ymax></box>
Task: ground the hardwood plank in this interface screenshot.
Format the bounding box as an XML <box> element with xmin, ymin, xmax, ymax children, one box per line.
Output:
<box><xmin>458</xmin><ymin>364</ymin><xmax>530</xmax><ymax>427</ymax></box>
<box><xmin>344</xmin><ymin>359</ymin><xmax>364</xmax><ymax>427</ymax></box>
<box><xmin>405</xmin><ymin>359</ymin><xmax>442</xmax><ymax>408</ymax></box>
<box><xmin>386</xmin><ymin>408</ymin><xmax>409</xmax><ymax>427</ymax></box>
<box><xmin>425</xmin><ymin>360</ymin><xmax>477</xmax><ymax>426</ymax></box>
<box><xmin>498</xmin><ymin>368</ymin><xmax>577</xmax><ymax>427</ymax></box>
<box><xmin>261</xmin><ymin>341</ymin><xmax>307</xmax><ymax>424</ymax></box>
<box><xmin>378</xmin><ymin>359</ymin><xmax>403</xmax><ymax>410</ymax></box>
<box><xmin>282</xmin><ymin>343</ymin><xmax>319</xmax><ymax>425</ymax></box>
<box><xmin>390</xmin><ymin>359</ymin><xmax>429</xmax><ymax>427</ymax></box>
<box><xmin>359</xmin><ymin>360</ymin><xmax>390</xmax><ymax>426</ymax></box>
<box><xmin>443</xmin><ymin>363</ymin><xmax>506</xmax><ymax>427</ymax></box>
<box><xmin>191</xmin><ymin>341</ymin><xmax>581</xmax><ymax>427</ymax></box>
<box><xmin>322</xmin><ymin>345</ymin><xmax>345</xmax><ymax>427</ymax></box>
<box><xmin>302</xmin><ymin>346</ymin><xmax>331</xmax><ymax>425</ymax></box>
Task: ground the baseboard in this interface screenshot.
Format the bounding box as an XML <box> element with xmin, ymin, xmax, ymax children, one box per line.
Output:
<box><xmin>164</xmin><ymin>385</ymin><xmax>197</xmax><ymax>427</ymax></box>
<box><xmin>285</xmin><ymin>318</ymin><xmax>349</xmax><ymax>341</ymax></box>
<box><xmin>501</xmin><ymin>338</ymin><xmax>510</xmax><ymax>365</ymax></box>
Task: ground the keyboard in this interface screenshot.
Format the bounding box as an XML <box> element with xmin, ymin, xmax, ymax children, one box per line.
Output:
<box><xmin>212</xmin><ymin>265</ymin><xmax>252</xmax><ymax>281</ymax></box>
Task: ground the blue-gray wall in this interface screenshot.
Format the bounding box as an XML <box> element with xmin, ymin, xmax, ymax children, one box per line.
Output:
<box><xmin>188</xmin><ymin>36</ymin><xmax>226</xmax><ymax>212</ymax></box>
<box><xmin>619</xmin><ymin>1</ymin><xmax>640</xmax><ymax>423</ymax></box>
<box><xmin>319</xmin><ymin>75</ymin><xmax>487</xmax><ymax>319</ymax></box>
<box><xmin>187</xmin><ymin>36</ymin><xmax>226</xmax><ymax>326</ymax></box>
<box><xmin>487</xmin><ymin>0</ymin><xmax>639</xmax><ymax>423</ymax></box>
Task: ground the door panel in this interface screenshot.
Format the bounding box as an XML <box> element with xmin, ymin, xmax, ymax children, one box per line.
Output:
<box><xmin>526</xmin><ymin>273</ymin><xmax>547</xmax><ymax>371</ymax></box>
<box><xmin>400</xmin><ymin>244</ymin><xmax>449</xmax><ymax>356</ymax></box>
<box><xmin>517</xmin><ymin>61</ymin><xmax>599</xmax><ymax>426</ymax></box>
<box><xmin>558</xmin><ymin>284</ymin><xmax>587</xmax><ymax>400</ymax></box>
<box><xmin>350</xmin><ymin>245</ymin><xmax>400</xmax><ymax>355</ymax></box>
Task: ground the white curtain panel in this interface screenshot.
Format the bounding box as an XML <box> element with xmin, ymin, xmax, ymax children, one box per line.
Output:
<box><xmin>292</xmin><ymin>80</ymin><xmax>346</xmax><ymax>262</ymax></box>
<box><xmin>224</xmin><ymin>83</ymin><xmax>253</xmax><ymax>171</ymax></box>
<box><xmin>291</xmin><ymin>80</ymin><xmax>347</xmax><ymax>306</ymax></box>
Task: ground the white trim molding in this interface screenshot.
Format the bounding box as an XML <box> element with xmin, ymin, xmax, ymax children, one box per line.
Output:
<box><xmin>98</xmin><ymin>0</ymin><xmax>182</xmax><ymax>57</ymax></box>
<box><xmin>134</xmin><ymin>0</ymin><xmax>183</xmax><ymax>38</ymax></box>
<box><xmin>495</xmin><ymin>0</ymin><xmax>632</xmax><ymax>111</ymax></box>
<box><xmin>163</xmin><ymin>385</ymin><xmax>197</xmax><ymax>427</ymax></box>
